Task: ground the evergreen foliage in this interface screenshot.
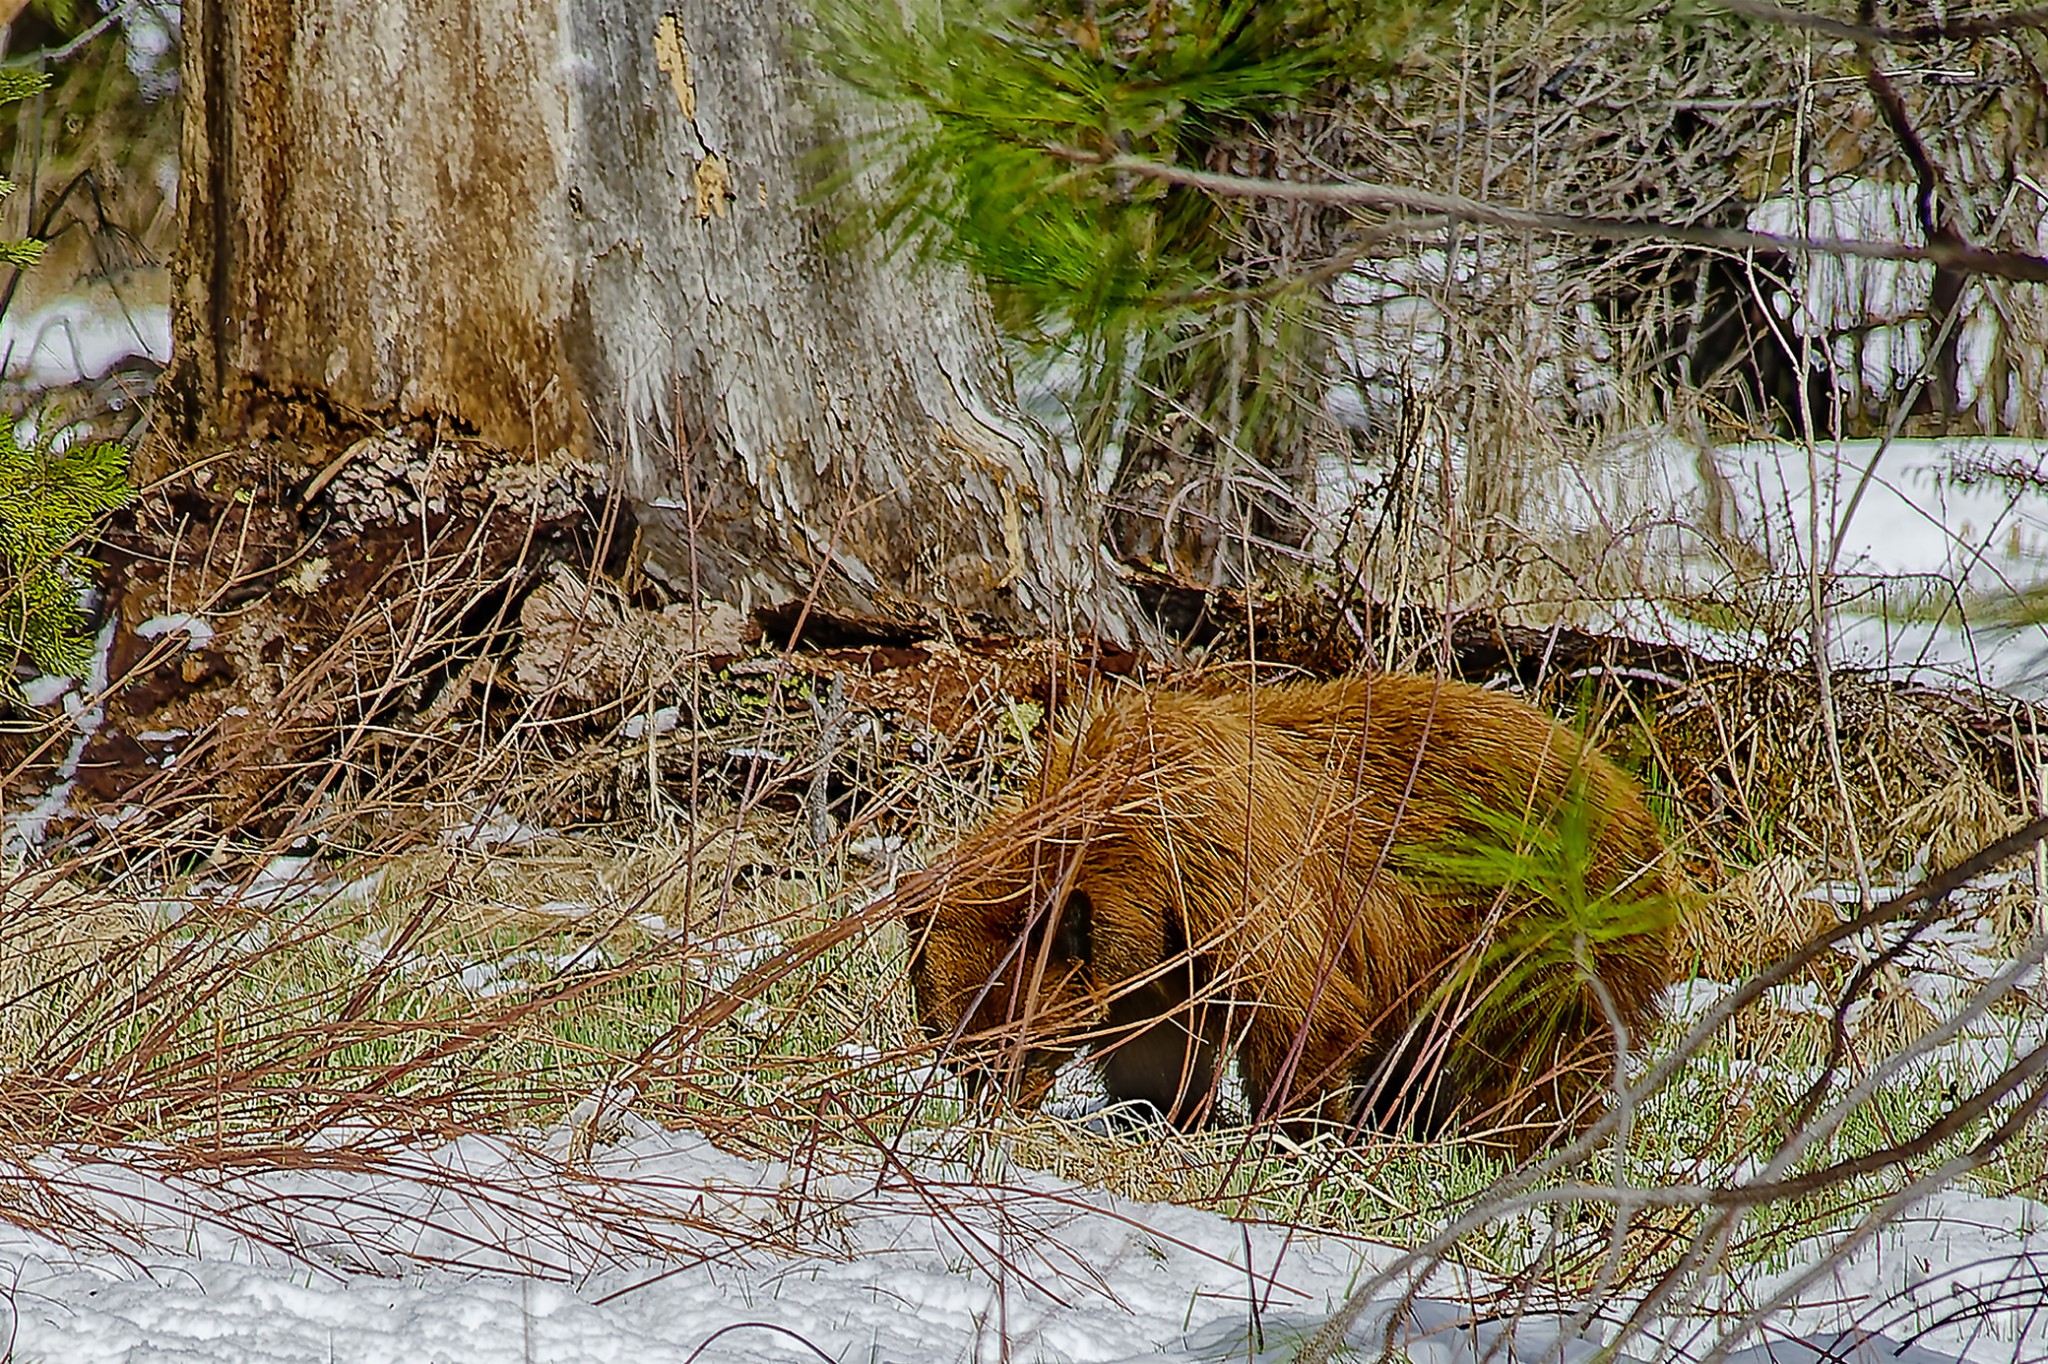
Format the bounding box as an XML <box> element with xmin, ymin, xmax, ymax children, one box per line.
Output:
<box><xmin>0</xmin><ymin>65</ymin><xmax>131</xmax><ymax>688</ymax></box>
<box><xmin>0</xmin><ymin>429</ymin><xmax>128</xmax><ymax>678</ymax></box>
<box><xmin>0</xmin><ymin>66</ymin><xmax>51</xmax><ymax>272</ymax></box>
<box><xmin>818</xmin><ymin>1</ymin><xmax>1438</xmax><ymax>328</ymax></box>
<box><xmin>812</xmin><ymin>0</ymin><xmax>1444</xmax><ymax>454</ymax></box>
<box><xmin>1402</xmin><ymin>776</ymin><xmax>1677</xmax><ymax>1058</ymax></box>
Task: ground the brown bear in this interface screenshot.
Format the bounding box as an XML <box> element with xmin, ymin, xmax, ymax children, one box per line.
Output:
<box><xmin>903</xmin><ymin>673</ymin><xmax>1680</xmax><ymax>1146</ymax></box>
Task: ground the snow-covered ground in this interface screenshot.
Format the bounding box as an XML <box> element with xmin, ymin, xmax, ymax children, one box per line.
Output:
<box><xmin>1717</xmin><ymin>436</ymin><xmax>2048</xmax><ymax>698</ymax></box>
<box><xmin>5</xmin><ymin>1120</ymin><xmax>2045</xmax><ymax>1363</ymax></box>
<box><xmin>1314</xmin><ymin>167</ymin><xmax>2048</xmax><ymax>703</ymax></box>
<box><xmin>1311</xmin><ymin>423</ymin><xmax>2048</xmax><ymax>699</ymax></box>
<box><xmin>4</xmin><ymin>1129</ymin><xmax>1378</xmax><ymax>1364</ymax></box>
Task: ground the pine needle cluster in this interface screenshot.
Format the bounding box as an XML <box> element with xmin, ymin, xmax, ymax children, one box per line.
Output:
<box><xmin>812</xmin><ymin>0</ymin><xmax>1437</xmax><ymax>346</ymax></box>
<box><xmin>1403</xmin><ymin>775</ymin><xmax>1678</xmax><ymax>1062</ymax></box>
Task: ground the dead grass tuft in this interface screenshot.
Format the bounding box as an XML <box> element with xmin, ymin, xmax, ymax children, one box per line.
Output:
<box><xmin>1683</xmin><ymin>854</ymin><xmax>1830</xmax><ymax>981</ymax></box>
<box><xmin>1629</xmin><ymin>666</ymin><xmax>2026</xmax><ymax>889</ymax></box>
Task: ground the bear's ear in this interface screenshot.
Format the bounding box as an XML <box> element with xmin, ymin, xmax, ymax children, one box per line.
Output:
<box><xmin>1053</xmin><ymin>888</ymin><xmax>1093</xmax><ymax>962</ymax></box>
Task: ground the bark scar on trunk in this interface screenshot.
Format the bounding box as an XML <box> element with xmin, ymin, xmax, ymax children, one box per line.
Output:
<box><xmin>694</xmin><ymin>155</ymin><xmax>731</xmax><ymax>221</ymax></box>
<box><xmin>654</xmin><ymin>15</ymin><xmax>697</xmax><ymax>122</ymax></box>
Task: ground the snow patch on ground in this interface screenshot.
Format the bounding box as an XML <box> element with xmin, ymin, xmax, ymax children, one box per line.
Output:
<box><xmin>3</xmin><ymin>1122</ymin><xmax>2043</xmax><ymax>1363</ymax></box>
<box><xmin>1716</xmin><ymin>438</ymin><xmax>2048</xmax><ymax>598</ymax></box>
<box><xmin>1527</xmin><ymin>433</ymin><xmax>2048</xmax><ymax>699</ymax></box>
<box><xmin>0</xmin><ymin>1131</ymin><xmax>1387</xmax><ymax>1364</ymax></box>
<box><xmin>0</xmin><ymin>298</ymin><xmax>170</xmax><ymax>389</ymax></box>
<box><xmin>1725</xmin><ymin>436</ymin><xmax>2048</xmax><ymax>698</ymax></box>
<box><xmin>620</xmin><ymin>706</ymin><xmax>682</xmax><ymax>740</ymax></box>
<box><xmin>135</xmin><ymin>612</ymin><xmax>217</xmax><ymax>649</ymax></box>
<box><xmin>3</xmin><ymin>618</ymin><xmax>116</xmax><ymax>859</ymax></box>
<box><xmin>441</xmin><ymin>813</ymin><xmax>553</xmax><ymax>851</ymax></box>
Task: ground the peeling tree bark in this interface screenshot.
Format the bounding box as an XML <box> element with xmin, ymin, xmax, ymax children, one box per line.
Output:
<box><xmin>168</xmin><ymin>0</ymin><xmax>1132</xmax><ymax>638</ymax></box>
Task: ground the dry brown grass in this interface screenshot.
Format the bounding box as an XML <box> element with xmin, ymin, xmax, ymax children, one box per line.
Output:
<box><xmin>5</xmin><ymin>633</ymin><xmax>2047</xmax><ymax>1340</ymax></box>
<box><xmin>1682</xmin><ymin>854</ymin><xmax>1833</xmax><ymax>981</ymax></box>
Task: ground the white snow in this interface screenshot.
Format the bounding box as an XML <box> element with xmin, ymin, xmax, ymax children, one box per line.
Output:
<box><xmin>455</xmin><ymin>944</ymin><xmax>614</xmax><ymax>998</ymax></box>
<box><xmin>1464</xmin><ymin>432</ymin><xmax>2048</xmax><ymax>700</ymax></box>
<box><xmin>1716</xmin><ymin>438</ymin><xmax>2048</xmax><ymax>598</ymax></box>
<box><xmin>0</xmin><ymin>298</ymin><xmax>170</xmax><ymax>389</ymax></box>
<box><xmin>0</xmin><ymin>1128</ymin><xmax>1381</xmax><ymax>1364</ymax></box>
<box><xmin>237</xmin><ymin>854</ymin><xmax>321</xmax><ymax>909</ymax></box>
<box><xmin>621</xmin><ymin>706</ymin><xmax>683</xmax><ymax>740</ymax></box>
<box><xmin>3</xmin><ymin>618</ymin><xmax>115</xmax><ymax>859</ymax></box>
<box><xmin>2</xmin><ymin>1119</ymin><xmax>2042</xmax><ymax>1363</ymax></box>
<box><xmin>1329</xmin><ymin>246</ymin><xmax>1621</xmax><ymax>431</ymax></box>
<box><xmin>18</xmin><ymin>672</ymin><xmax>76</xmax><ymax>708</ymax></box>
<box><xmin>1707</xmin><ymin>436</ymin><xmax>2048</xmax><ymax>697</ymax></box>
<box><xmin>1578</xmin><ymin>595</ymin><xmax>1772</xmax><ymax>665</ymax></box>
<box><xmin>1304</xmin><ymin>422</ymin><xmax>2048</xmax><ymax>701</ymax></box>
<box><xmin>440</xmin><ymin>813</ymin><xmax>553</xmax><ymax>851</ymax></box>
<box><xmin>1750</xmin><ymin>180</ymin><xmax>1931</xmax><ymax>341</ymax></box>
<box><xmin>1745</xmin><ymin>177</ymin><xmax>2048</xmax><ymax>432</ymax></box>
<box><xmin>135</xmin><ymin>612</ymin><xmax>218</xmax><ymax>649</ymax></box>
<box><xmin>848</xmin><ymin>834</ymin><xmax>909</xmax><ymax>866</ymax></box>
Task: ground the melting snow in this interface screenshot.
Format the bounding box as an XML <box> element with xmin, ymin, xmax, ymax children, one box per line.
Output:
<box><xmin>621</xmin><ymin>707</ymin><xmax>683</xmax><ymax>740</ymax></box>
<box><xmin>441</xmin><ymin>814</ymin><xmax>553</xmax><ymax>850</ymax></box>
<box><xmin>1716</xmin><ymin>438</ymin><xmax>2048</xmax><ymax>598</ymax></box>
<box><xmin>18</xmin><ymin>673</ymin><xmax>75</xmax><ymax>708</ymax></box>
<box><xmin>0</xmin><ymin>299</ymin><xmax>170</xmax><ymax>389</ymax></box>
<box><xmin>3</xmin><ymin>619</ymin><xmax>115</xmax><ymax>858</ymax></box>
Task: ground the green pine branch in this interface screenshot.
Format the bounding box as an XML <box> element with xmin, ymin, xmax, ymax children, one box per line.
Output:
<box><xmin>812</xmin><ymin>0</ymin><xmax>1438</xmax><ymax>344</ymax></box>
<box><xmin>0</xmin><ymin>430</ymin><xmax>130</xmax><ymax>678</ymax></box>
<box><xmin>0</xmin><ymin>62</ymin><xmax>135</xmax><ymax>694</ymax></box>
<box><xmin>1398</xmin><ymin>774</ymin><xmax>1678</xmax><ymax>1053</ymax></box>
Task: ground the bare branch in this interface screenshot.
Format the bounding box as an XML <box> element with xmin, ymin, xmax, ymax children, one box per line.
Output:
<box><xmin>1714</xmin><ymin>0</ymin><xmax>2048</xmax><ymax>45</ymax></box>
<box><xmin>1077</xmin><ymin>152</ymin><xmax>2048</xmax><ymax>285</ymax></box>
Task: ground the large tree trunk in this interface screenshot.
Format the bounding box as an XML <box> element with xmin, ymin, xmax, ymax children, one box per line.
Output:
<box><xmin>167</xmin><ymin>0</ymin><xmax>1128</xmax><ymax>636</ymax></box>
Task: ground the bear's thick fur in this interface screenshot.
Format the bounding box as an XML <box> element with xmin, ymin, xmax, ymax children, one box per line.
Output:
<box><xmin>905</xmin><ymin>674</ymin><xmax>1679</xmax><ymax>1144</ymax></box>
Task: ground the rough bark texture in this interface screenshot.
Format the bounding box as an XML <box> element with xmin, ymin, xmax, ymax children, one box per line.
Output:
<box><xmin>169</xmin><ymin>0</ymin><xmax>579</xmax><ymax>455</ymax></box>
<box><xmin>168</xmin><ymin>0</ymin><xmax>1126</xmax><ymax>637</ymax></box>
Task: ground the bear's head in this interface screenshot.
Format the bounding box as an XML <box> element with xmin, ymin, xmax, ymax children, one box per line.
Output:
<box><xmin>904</xmin><ymin>856</ymin><xmax>1101</xmax><ymax>1104</ymax></box>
